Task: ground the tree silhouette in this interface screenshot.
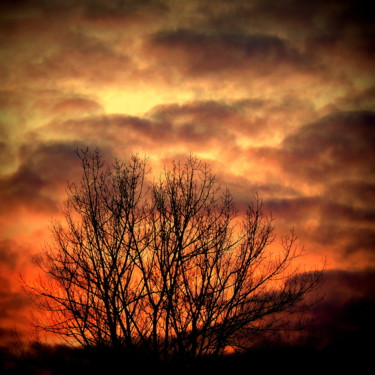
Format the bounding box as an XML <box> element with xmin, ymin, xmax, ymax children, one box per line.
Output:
<box><xmin>27</xmin><ymin>149</ymin><xmax>320</xmax><ymax>361</ymax></box>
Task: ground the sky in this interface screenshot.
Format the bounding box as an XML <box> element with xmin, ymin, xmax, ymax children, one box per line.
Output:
<box><xmin>0</xmin><ymin>0</ymin><xmax>374</xmax><ymax>348</ymax></box>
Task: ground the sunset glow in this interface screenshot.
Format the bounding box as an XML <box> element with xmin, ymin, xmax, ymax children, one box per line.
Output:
<box><xmin>0</xmin><ymin>0</ymin><xmax>374</xmax><ymax>353</ymax></box>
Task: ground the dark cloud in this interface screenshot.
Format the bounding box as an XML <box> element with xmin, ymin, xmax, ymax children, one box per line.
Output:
<box><xmin>0</xmin><ymin>3</ymin><xmax>139</xmax><ymax>88</ymax></box>
<box><xmin>311</xmin><ymin>183</ymin><xmax>375</xmax><ymax>262</ymax></box>
<box><xmin>0</xmin><ymin>327</ymin><xmax>20</xmax><ymax>349</ymax></box>
<box><xmin>50</xmin><ymin>108</ymin><xmax>236</xmax><ymax>151</ymax></box>
<box><xmin>148</xmin><ymin>100</ymin><xmax>241</xmax><ymax>142</ymax></box>
<box><xmin>50</xmin><ymin>96</ymin><xmax>309</xmax><ymax>152</ymax></box>
<box><xmin>214</xmin><ymin>174</ymin><xmax>301</xmax><ymax>206</ymax></box>
<box><xmin>242</xmin><ymin>110</ymin><xmax>375</xmax><ymax>264</ymax></box>
<box><xmin>340</xmin><ymin>228</ymin><xmax>375</xmax><ymax>258</ymax></box>
<box><xmin>0</xmin><ymin>240</ymin><xmax>20</xmax><ymax>271</ymax></box>
<box><xmin>25</xmin><ymin>95</ymin><xmax>317</xmax><ymax>176</ymax></box>
<box><xmin>0</xmin><ymin>141</ymin><xmax>85</xmax><ymax>213</ymax></box>
<box><xmin>24</xmin><ymin>32</ymin><xmax>132</xmax><ymax>85</ymax></box>
<box><xmin>325</xmin><ymin>180</ymin><xmax>375</xmax><ymax>210</ymax></box>
<box><xmin>82</xmin><ymin>0</ymin><xmax>169</xmax><ymax>21</ymax></box>
<box><xmin>264</xmin><ymin>194</ymin><xmax>375</xmax><ymax>258</ymax></box>
<box><xmin>0</xmin><ymin>290</ymin><xmax>29</xmax><ymax>320</ymax></box>
<box><xmin>189</xmin><ymin>0</ymin><xmax>374</xmax><ymax>88</ymax></box>
<box><xmin>49</xmin><ymin>115</ymin><xmax>165</xmax><ymax>151</ymax></box>
<box><xmin>264</xmin><ymin>197</ymin><xmax>322</xmax><ymax>226</ymax></box>
<box><xmin>304</xmin><ymin>1</ymin><xmax>375</xmax><ymax>64</ymax></box>
<box><xmin>148</xmin><ymin>29</ymin><xmax>312</xmax><ymax>76</ymax></box>
<box><xmin>310</xmin><ymin>223</ymin><xmax>375</xmax><ymax>258</ymax></box>
<box><xmin>0</xmin><ymin>286</ymin><xmax>31</xmax><ymax>349</ymax></box>
<box><xmin>0</xmin><ymin>239</ymin><xmax>32</xmax><ymax>347</ymax></box>
<box><xmin>280</xmin><ymin>111</ymin><xmax>375</xmax><ymax>183</ymax></box>
<box><xmin>320</xmin><ymin>200</ymin><xmax>375</xmax><ymax>226</ymax></box>
<box><xmin>305</xmin><ymin>269</ymin><xmax>375</xmax><ymax>351</ymax></box>
<box><xmin>148</xmin><ymin>97</ymin><xmax>315</xmax><ymax>146</ymax></box>
<box><xmin>0</xmin><ymin>0</ymin><xmax>169</xmax><ymax>26</ymax></box>
<box><xmin>202</xmin><ymin>0</ymin><xmax>374</xmax><ymax>42</ymax></box>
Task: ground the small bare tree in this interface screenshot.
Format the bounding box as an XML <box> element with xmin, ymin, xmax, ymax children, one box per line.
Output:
<box><xmin>27</xmin><ymin>149</ymin><xmax>320</xmax><ymax>360</ymax></box>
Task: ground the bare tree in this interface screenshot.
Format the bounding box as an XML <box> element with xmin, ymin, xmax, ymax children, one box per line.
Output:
<box><xmin>27</xmin><ymin>149</ymin><xmax>321</xmax><ymax>361</ymax></box>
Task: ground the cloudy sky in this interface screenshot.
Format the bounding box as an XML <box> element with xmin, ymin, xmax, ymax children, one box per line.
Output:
<box><xmin>0</xmin><ymin>0</ymin><xmax>374</xmax><ymax>347</ymax></box>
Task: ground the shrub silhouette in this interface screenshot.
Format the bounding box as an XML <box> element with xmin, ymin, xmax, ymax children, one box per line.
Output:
<box><xmin>26</xmin><ymin>149</ymin><xmax>320</xmax><ymax>362</ymax></box>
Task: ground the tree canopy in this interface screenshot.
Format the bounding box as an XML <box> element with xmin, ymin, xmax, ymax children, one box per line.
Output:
<box><xmin>28</xmin><ymin>149</ymin><xmax>320</xmax><ymax>361</ymax></box>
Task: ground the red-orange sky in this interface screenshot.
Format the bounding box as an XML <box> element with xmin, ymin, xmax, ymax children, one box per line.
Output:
<box><xmin>0</xmin><ymin>0</ymin><xmax>374</xmax><ymax>348</ymax></box>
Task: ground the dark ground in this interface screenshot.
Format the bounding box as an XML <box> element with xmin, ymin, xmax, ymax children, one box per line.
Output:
<box><xmin>0</xmin><ymin>337</ymin><xmax>371</xmax><ymax>375</ymax></box>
